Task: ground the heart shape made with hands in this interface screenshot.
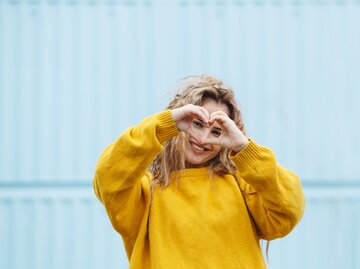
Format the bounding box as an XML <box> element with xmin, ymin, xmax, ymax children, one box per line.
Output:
<box><xmin>186</xmin><ymin>117</ymin><xmax>225</xmax><ymax>146</ymax></box>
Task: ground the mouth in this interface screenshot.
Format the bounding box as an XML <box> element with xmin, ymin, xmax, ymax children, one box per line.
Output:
<box><xmin>189</xmin><ymin>141</ymin><xmax>209</xmax><ymax>153</ymax></box>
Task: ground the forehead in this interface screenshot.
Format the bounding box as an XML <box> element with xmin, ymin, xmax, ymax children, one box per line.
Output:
<box><xmin>200</xmin><ymin>99</ymin><xmax>230</xmax><ymax>116</ymax></box>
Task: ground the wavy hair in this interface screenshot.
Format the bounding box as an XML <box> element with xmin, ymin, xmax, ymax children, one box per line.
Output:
<box><xmin>148</xmin><ymin>74</ymin><xmax>246</xmax><ymax>193</ymax></box>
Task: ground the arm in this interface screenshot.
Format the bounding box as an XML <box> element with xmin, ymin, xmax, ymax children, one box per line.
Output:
<box><xmin>205</xmin><ymin>110</ymin><xmax>305</xmax><ymax>240</ymax></box>
<box><xmin>93</xmin><ymin>110</ymin><xmax>179</xmax><ymax>240</ymax></box>
<box><xmin>230</xmin><ymin>139</ymin><xmax>306</xmax><ymax>240</ymax></box>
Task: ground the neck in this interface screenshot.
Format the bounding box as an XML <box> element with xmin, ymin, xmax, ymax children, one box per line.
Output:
<box><xmin>185</xmin><ymin>160</ymin><xmax>212</xmax><ymax>169</ymax></box>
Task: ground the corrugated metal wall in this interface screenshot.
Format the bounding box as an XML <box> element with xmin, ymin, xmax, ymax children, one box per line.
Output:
<box><xmin>1</xmin><ymin>0</ymin><xmax>359</xmax><ymax>268</ymax></box>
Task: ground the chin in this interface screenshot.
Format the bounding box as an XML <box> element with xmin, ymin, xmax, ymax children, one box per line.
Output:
<box><xmin>185</xmin><ymin>155</ymin><xmax>216</xmax><ymax>168</ymax></box>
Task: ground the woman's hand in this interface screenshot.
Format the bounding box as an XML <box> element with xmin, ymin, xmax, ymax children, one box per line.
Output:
<box><xmin>171</xmin><ymin>105</ymin><xmax>249</xmax><ymax>153</ymax></box>
<box><xmin>171</xmin><ymin>104</ymin><xmax>210</xmax><ymax>140</ymax></box>
<box><xmin>205</xmin><ymin>111</ymin><xmax>249</xmax><ymax>153</ymax></box>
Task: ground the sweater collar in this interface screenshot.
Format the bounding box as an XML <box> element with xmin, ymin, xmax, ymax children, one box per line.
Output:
<box><xmin>171</xmin><ymin>167</ymin><xmax>211</xmax><ymax>178</ymax></box>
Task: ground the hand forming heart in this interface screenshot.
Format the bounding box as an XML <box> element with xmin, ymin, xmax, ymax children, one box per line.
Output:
<box><xmin>171</xmin><ymin>104</ymin><xmax>249</xmax><ymax>153</ymax></box>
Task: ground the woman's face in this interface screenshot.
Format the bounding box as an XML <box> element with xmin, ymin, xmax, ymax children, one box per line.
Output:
<box><xmin>185</xmin><ymin>99</ymin><xmax>230</xmax><ymax>167</ymax></box>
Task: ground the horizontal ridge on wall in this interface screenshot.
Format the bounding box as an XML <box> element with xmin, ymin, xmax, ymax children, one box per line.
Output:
<box><xmin>4</xmin><ymin>0</ymin><xmax>360</xmax><ymax>6</ymax></box>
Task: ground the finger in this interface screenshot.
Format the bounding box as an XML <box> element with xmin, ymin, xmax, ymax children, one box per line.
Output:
<box><xmin>185</xmin><ymin>127</ymin><xmax>202</xmax><ymax>144</ymax></box>
<box><xmin>202</xmin><ymin>136</ymin><xmax>224</xmax><ymax>147</ymax></box>
<box><xmin>188</xmin><ymin>105</ymin><xmax>208</xmax><ymax>124</ymax></box>
<box><xmin>210</xmin><ymin>110</ymin><xmax>229</xmax><ymax>118</ymax></box>
<box><xmin>196</xmin><ymin>106</ymin><xmax>210</xmax><ymax>123</ymax></box>
<box><xmin>208</xmin><ymin>114</ymin><xmax>229</xmax><ymax>126</ymax></box>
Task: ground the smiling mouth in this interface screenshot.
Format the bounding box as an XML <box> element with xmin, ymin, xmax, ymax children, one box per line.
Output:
<box><xmin>190</xmin><ymin>142</ymin><xmax>209</xmax><ymax>153</ymax></box>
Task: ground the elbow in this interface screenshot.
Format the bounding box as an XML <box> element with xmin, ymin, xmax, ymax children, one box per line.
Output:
<box><xmin>259</xmin><ymin>214</ymin><xmax>295</xmax><ymax>241</ymax></box>
<box><xmin>93</xmin><ymin>174</ymin><xmax>104</xmax><ymax>202</ymax></box>
<box><xmin>260</xmin><ymin>197</ymin><xmax>306</xmax><ymax>241</ymax></box>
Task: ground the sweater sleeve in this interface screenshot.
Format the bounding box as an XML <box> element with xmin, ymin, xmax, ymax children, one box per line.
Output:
<box><xmin>230</xmin><ymin>138</ymin><xmax>306</xmax><ymax>241</ymax></box>
<box><xmin>93</xmin><ymin>110</ymin><xmax>179</xmax><ymax>241</ymax></box>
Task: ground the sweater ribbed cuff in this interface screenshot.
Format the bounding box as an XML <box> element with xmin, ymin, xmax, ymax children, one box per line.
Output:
<box><xmin>156</xmin><ymin>110</ymin><xmax>180</xmax><ymax>144</ymax></box>
<box><xmin>229</xmin><ymin>138</ymin><xmax>264</xmax><ymax>171</ymax></box>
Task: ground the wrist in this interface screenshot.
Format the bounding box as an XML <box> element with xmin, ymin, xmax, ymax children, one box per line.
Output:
<box><xmin>232</xmin><ymin>138</ymin><xmax>250</xmax><ymax>153</ymax></box>
<box><xmin>170</xmin><ymin>108</ymin><xmax>182</xmax><ymax>123</ymax></box>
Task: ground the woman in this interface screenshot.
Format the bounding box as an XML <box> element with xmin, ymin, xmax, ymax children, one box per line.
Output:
<box><xmin>93</xmin><ymin>74</ymin><xmax>305</xmax><ymax>269</ymax></box>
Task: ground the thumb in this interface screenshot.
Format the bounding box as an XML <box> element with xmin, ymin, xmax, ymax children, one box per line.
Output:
<box><xmin>201</xmin><ymin>137</ymin><xmax>223</xmax><ymax>147</ymax></box>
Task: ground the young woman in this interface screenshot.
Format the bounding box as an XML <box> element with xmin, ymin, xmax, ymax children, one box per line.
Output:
<box><xmin>93</xmin><ymin>75</ymin><xmax>305</xmax><ymax>269</ymax></box>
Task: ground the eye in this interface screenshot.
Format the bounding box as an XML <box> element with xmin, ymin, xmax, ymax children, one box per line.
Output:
<box><xmin>192</xmin><ymin>119</ymin><xmax>204</xmax><ymax>129</ymax></box>
<box><xmin>211</xmin><ymin>128</ymin><xmax>222</xmax><ymax>137</ymax></box>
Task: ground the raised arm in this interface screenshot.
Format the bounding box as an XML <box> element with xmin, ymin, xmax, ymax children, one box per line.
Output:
<box><xmin>231</xmin><ymin>140</ymin><xmax>306</xmax><ymax>240</ymax></box>
<box><xmin>204</xmin><ymin>110</ymin><xmax>305</xmax><ymax>240</ymax></box>
<box><xmin>93</xmin><ymin>111</ymin><xmax>179</xmax><ymax>240</ymax></box>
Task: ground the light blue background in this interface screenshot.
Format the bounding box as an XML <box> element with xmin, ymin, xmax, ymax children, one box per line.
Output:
<box><xmin>1</xmin><ymin>0</ymin><xmax>360</xmax><ymax>268</ymax></box>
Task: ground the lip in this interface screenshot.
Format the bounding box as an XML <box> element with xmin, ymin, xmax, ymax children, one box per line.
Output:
<box><xmin>189</xmin><ymin>141</ymin><xmax>209</xmax><ymax>153</ymax></box>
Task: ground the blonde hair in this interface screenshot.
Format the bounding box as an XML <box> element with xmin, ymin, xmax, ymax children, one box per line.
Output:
<box><xmin>148</xmin><ymin>74</ymin><xmax>246</xmax><ymax>193</ymax></box>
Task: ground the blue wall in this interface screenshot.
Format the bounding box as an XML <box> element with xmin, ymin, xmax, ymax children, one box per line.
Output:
<box><xmin>1</xmin><ymin>0</ymin><xmax>360</xmax><ymax>268</ymax></box>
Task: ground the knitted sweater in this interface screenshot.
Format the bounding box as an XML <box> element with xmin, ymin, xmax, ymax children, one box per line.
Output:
<box><xmin>93</xmin><ymin>110</ymin><xmax>305</xmax><ymax>269</ymax></box>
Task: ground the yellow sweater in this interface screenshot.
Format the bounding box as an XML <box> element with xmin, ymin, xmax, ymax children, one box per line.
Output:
<box><xmin>93</xmin><ymin>110</ymin><xmax>305</xmax><ymax>269</ymax></box>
